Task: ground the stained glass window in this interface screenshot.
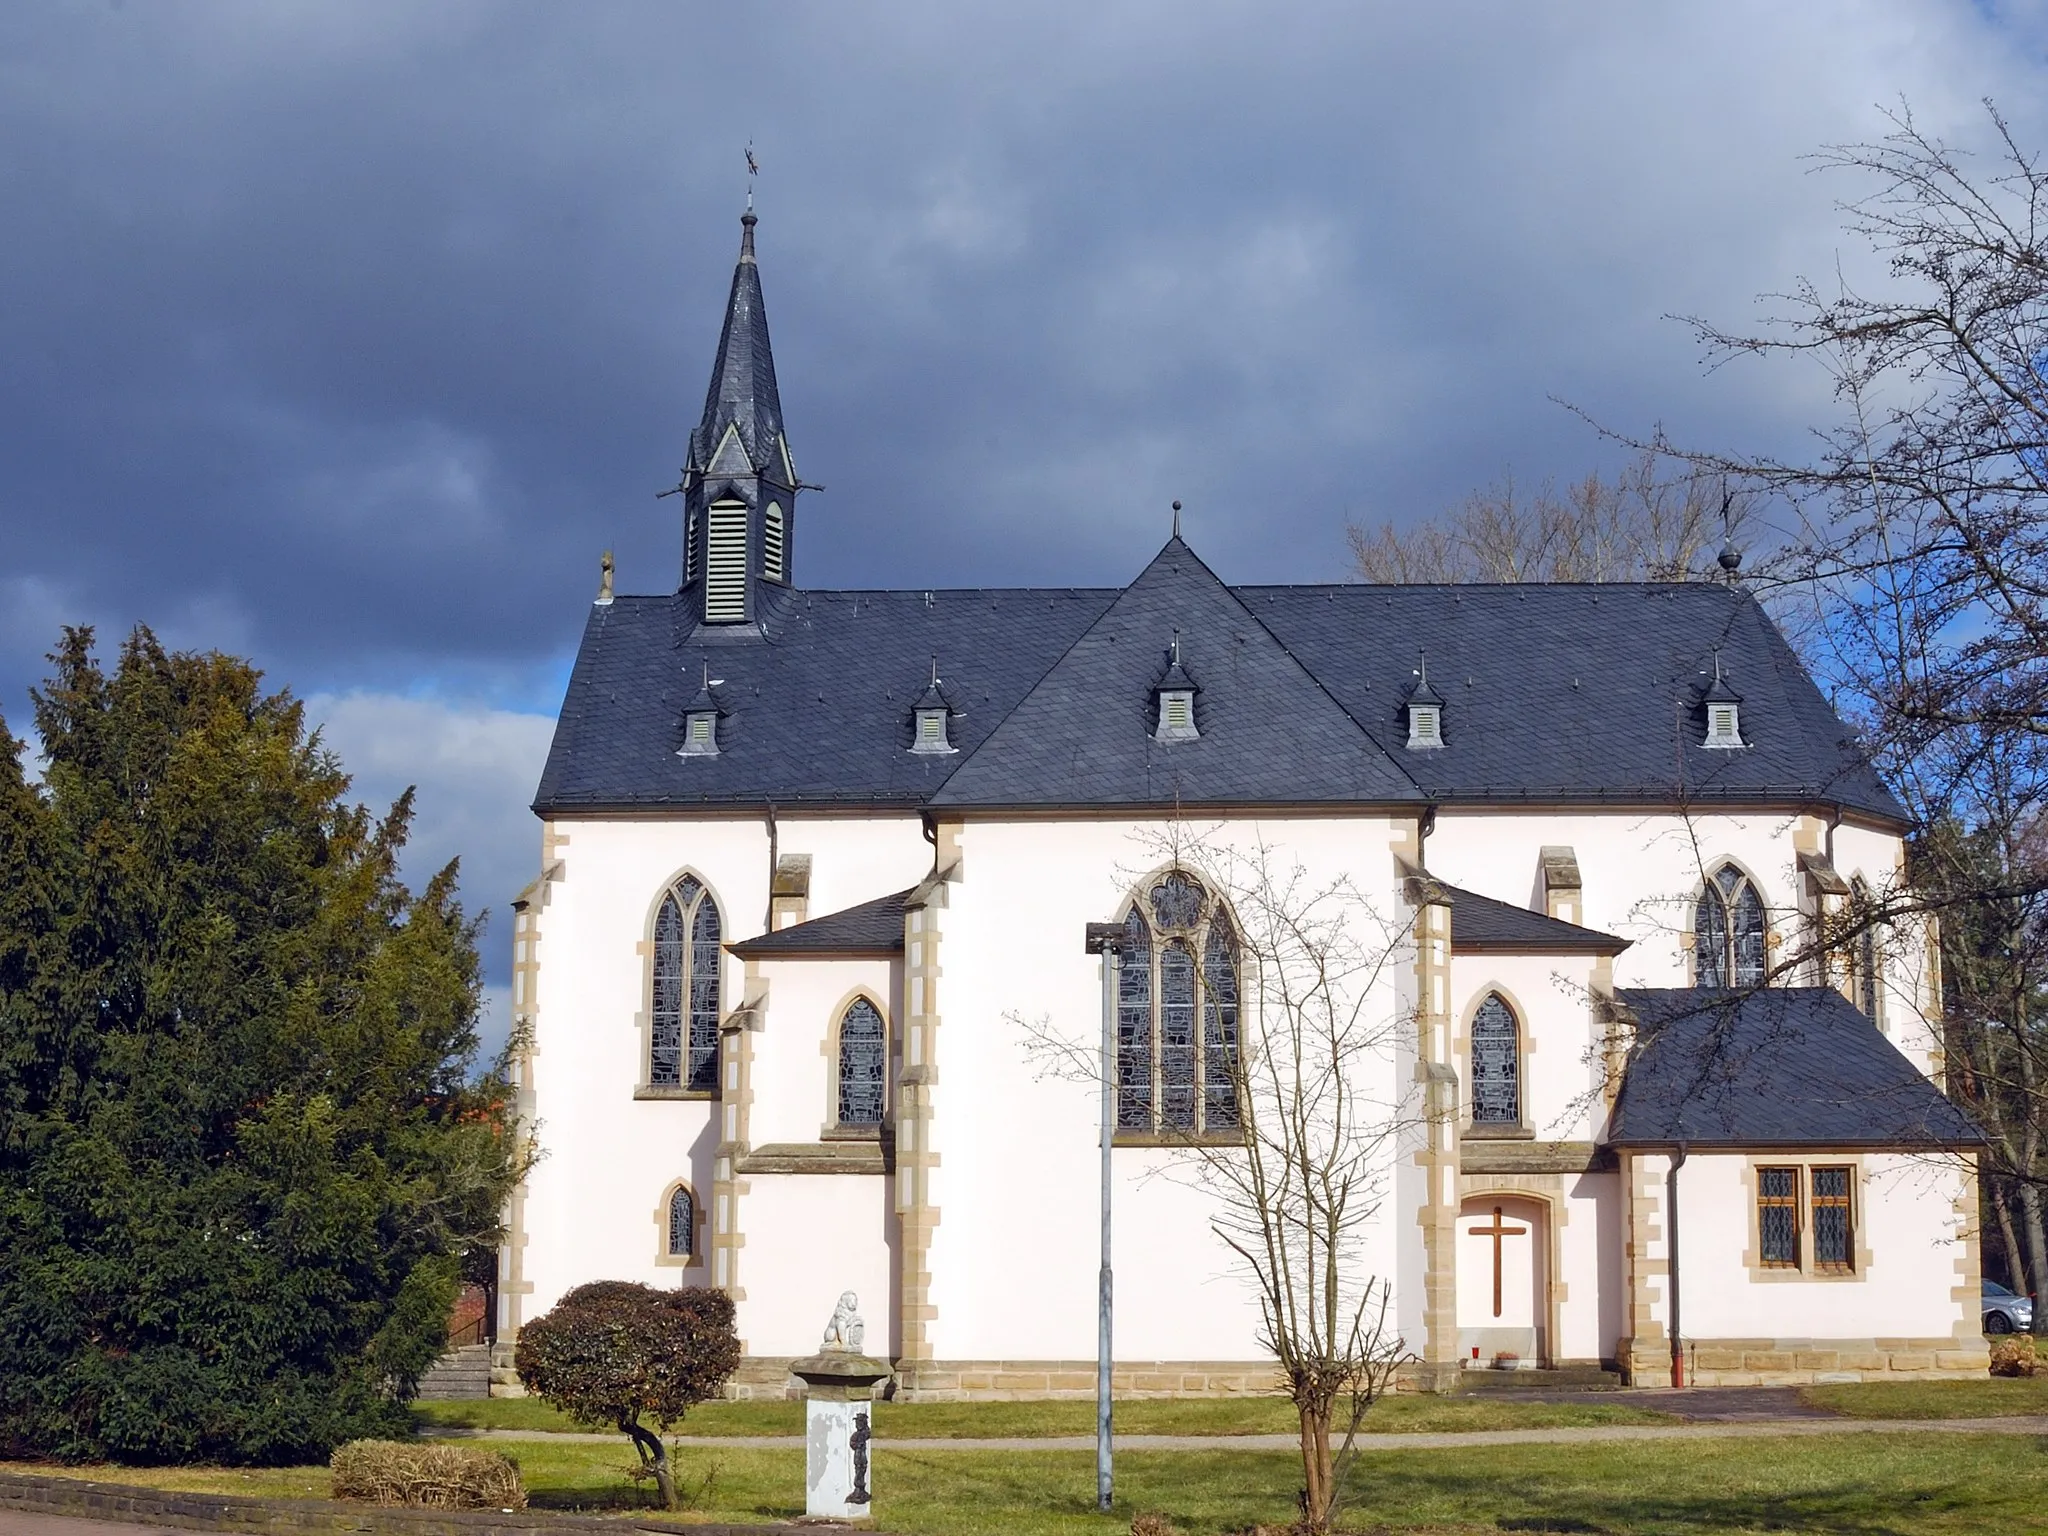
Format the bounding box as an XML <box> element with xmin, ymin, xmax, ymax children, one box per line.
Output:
<box><xmin>1150</xmin><ymin>872</ymin><xmax>1203</xmax><ymax>929</ymax></box>
<box><xmin>1697</xmin><ymin>865</ymin><xmax>1766</xmax><ymax>990</ymax></box>
<box><xmin>1202</xmin><ymin>923</ymin><xmax>1240</xmax><ymax>1130</ymax></box>
<box><xmin>667</xmin><ymin>1185</ymin><xmax>695</xmax><ymax>1258</ymax></box>
<box><xmin>1116</xmin><ymin>909</ymin><xmax>1153</xmax><ymax>1129</ymax></box>
<box><xmin>1470</xmin><ymin>994</ymin><xmax>1519</xmax><ymax>1125</ymax></box>
<box><xmin>1758</xmin><ymin>1166</ymin><xmax>1800</xmax><ymax>1267</ymax></box>
<box><xmin>1812</xmin><ymin>1166</ymin><xmax>1853</xmax><ymax>1271</ymax></box>
<box><xmin>1160</xmin><ymin>940</ymin><xmax>1198</xmax><ymax>1128</ymax></box>
<box><xmin>650</xmin><ymin>876</ymin><xmax>722</xmax><ymax>1089</ymax></box>
<box><xmin>1853</xmin><ymin>879</ymin><xmax>1880</xmax><ymax>1022</ymax></box>
<box><xmin>837</xmin><ymin>999</ymin><xmax>887</xmax><ymax>1127</ymax></box>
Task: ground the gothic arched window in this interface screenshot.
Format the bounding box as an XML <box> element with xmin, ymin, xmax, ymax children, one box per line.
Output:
<box><xmin>1470</xmin><ymin>993</ymin><xmax>1520</xmax><ymax>1126</ymax></box>
<box><xmin>667</xmin><ymin>1184</ymin><xmax>696</xmax><ymax>1259</ymax></box>
<box><xmin>1695</xmin><ymin>864</ymin><xmax>1766</xmax><ymax>989</ymax></box>
<box><xmin>651</xmin><ymin>876</ymin><xmax>722</xmax><ymax>1090</ymax></box>
<box><xmin>1852</xmin><ymin>877</ymin><xmax>1880</xmax><ymax>1022</ymax></box>
<box><xmin>836</xmin><ymin>997</ymin><xmax>887</xmax><ymax>1127</ymax></box>
<box><xmin>1114</xmin><ymin>871</ymin><xmax>1240</xmax><ymax>1135</ymax></box>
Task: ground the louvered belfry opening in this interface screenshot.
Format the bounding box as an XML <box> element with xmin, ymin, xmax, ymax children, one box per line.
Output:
<box><xmin>763</xmin><ymin>502</ymin><xmax>786</xmax><ymax>582</ymax></box>
<box><xmin>704</xmin><ymin>501</ymin><xmax>751</xmax><ymax>622</ymax></box>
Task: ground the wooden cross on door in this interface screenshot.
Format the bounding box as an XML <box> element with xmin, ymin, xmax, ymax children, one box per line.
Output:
<box><xmin>1468</xmin><ymin>1205</ymin><xmax>1529</xmax><ymax>1318</ymax></box>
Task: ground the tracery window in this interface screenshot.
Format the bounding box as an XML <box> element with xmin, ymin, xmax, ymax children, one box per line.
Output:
<box><xmin>651</xmin><ymin>876</ymin><xmax>722</xmax><ymax>1090</ymax></box>
<box><xmin>836</xmin><ymin>997</ymin><xmax>887</xmax><ymax>1128</ymax></box>
<box><xmin>667</xmin><ymin>1184</ymin><xmax>696</xmax><ymax>1259</ymax></box>
<box><xmin>1469</xmin><ymin>993</ymin><xmax>1520</xmax><ymax>1126</ymax></box>
<box><xmin>1115</xmin><ymin>871</ymin><xmax>1240</xmax><ymax>1135</ymax></box>
<box><xmin>1851</xmin><ymin>878</ymin><xmax>1880</xmax><ymax>1023</ymax></box>
<box><xmin>1695</xmin><ymin>864</ymin><xmax>1766</xmax><ymax>989</ymax></box>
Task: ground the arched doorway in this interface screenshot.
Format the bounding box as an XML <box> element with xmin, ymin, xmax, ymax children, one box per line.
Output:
<box><xmin>1456</xmin><ymin>1196</ymin><xmax>1548</xmax><ymax>1370</ymax></box>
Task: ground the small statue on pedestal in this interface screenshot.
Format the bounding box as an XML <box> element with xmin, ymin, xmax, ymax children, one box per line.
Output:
<box><xmin>820</xmin><ymin>1290</ymin><xmax>865</xmax><ymax>1353</ymax></box>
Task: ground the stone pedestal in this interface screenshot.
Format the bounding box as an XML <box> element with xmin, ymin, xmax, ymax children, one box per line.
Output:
<box><xmin>791</xmin><ymin>1351</ymin><xmax>891</xmax><ymax>1521</ymax></box>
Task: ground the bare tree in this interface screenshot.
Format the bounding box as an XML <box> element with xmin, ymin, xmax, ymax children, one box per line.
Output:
<box><xmin>1346</xmin><ymin>450</ymin><xmax>1743</xmax><ymax>584</ymax></box>
<box><xmin>1023</xmin><ymin>825</ymin><xmax>1417</xmax><ymax>1534</ymax></box>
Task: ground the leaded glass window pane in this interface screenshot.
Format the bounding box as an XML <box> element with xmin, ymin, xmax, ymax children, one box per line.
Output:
<box><xmin>1470</xmin><ymin>993</ymin><xmax>1519</xmax><ymax>1125</ymax></box>
<box><xmin>837</xmin><ymin>999</ymin><xmax>887</xmax><ymax>1127</ymax></box>
<box><xmin>1858</xmin><ymin>926</ymin><xmax>1879</xmax><ymax>1021</ymax></box>
<box><xmin>1202</xmin><ymin>924</ymin><xmax>1240</xmax><ymax>1131</ymax></box>
<box><xmin>1696</xmin><ymin>881</ymin><xmax>1730</xmax><ymax>989</ymax></box>
<box><xmin>650</xmin><ymin>892</ymin><xmax>687</xmax><ymax>1085</ymax></box>
<box><xmin>668</xmin><ymin>1185</ymin><xmax>695</xmax><ymax>1257</ymax></box>
<box><xmin>1731</xmin><ymin>879</ymin><xmax>1765</xmax><ymax>988</ymax></box>
<box><xmin>1812</xmin><ymin>1166</ymin><xmax>1852</xmax><ymax>1270</ymax></box>
<box><xmin>1116</xmin><ymin>910</ymin><xmax>1153</xmax><ymax>1129</ymax></box>
<box><xmin>1758</xmin><ymin>1166</ymin><xmax>1799</xmax><ymax>1267</ymax></box>
<box><xmin>1160</xmin><ymin>939</ymin><xmax>1197</xmax><ymax>1129</ymax></box>
<box><xmin>1150</xmin><ymin>872</ymin><xmax>1203</xmax><ymax>930</ymax></box>
<box><xmin>688</xmin><ymin>892</ymin><xmax>722</xmax><ymax>1090</ymax></box>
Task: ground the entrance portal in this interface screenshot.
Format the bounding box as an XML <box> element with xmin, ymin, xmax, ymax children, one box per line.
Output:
<box><xmin>1456</xmin><ymin>1196</ymin><xmax>1546</xmax><ymax>1369</ymax></box>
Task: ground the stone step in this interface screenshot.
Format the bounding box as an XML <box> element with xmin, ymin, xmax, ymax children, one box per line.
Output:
<box><xmin>415</xmin><ymin>1343</ymin><xmax>494</xmax><ymax>1400</ymax></box>
<box><xmin>1455</xmin><ymin>1365</ymin><xmax>1625</xmax><ymax>1393</ymax></box>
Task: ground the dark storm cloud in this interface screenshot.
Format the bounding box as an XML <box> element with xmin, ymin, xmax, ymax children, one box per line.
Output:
<box><xmin>1</xmin><ymin>1</ymin><xmax>2041</xmax><ymax>1032</ymax></box>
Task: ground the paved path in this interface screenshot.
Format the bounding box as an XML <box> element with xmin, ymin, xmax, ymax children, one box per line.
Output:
<box><xmin>432</xmin><ymin>1413</ymin><xmax>2048</xmax><ymax>1452</ymax></box>
<box><xmin>0</xmin><ymin>1515</ymin><xmax>181</xmax><ymax>1536</ymax></box>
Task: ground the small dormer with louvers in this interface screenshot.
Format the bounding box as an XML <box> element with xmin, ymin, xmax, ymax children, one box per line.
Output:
<box><xmin>1153</xmin><ymin>635</ymin><xmax>1200</xmax><ymax>743</ymax></box>
<box><xmin>910</xmin><ymin>666</ymin><xmax>957</xmax><ymax>755</ymax></box>
<box><xmin>1701</xmin><ymin>651</ymin><xmax>1744</xmax><ymax>750</ymax></box>
<box><xmin>676</xmin><ymin>206</ymin><xmax>802</xmax><ymax>627</ymax></box>
<box><xmin>1403</xmin><ymin>657</ymin><xmax>1446</xmax><ymax>749</ymax></box>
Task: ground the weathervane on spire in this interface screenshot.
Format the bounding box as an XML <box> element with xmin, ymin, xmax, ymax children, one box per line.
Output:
<box><xmin>745</xmin><ymin>141</ymin><xmax>759</xmax><ymax>211</ymax></box>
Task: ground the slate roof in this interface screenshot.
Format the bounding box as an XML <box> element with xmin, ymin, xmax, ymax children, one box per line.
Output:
<box><xmin>535</xmin><ymin>543</ymin><xmax>1904</xmax><ymax>821</ymax></box>
<box><xmin>1434</xmin><ymin>883</ymin><xmax>1628</xmax><ymax>954</ymax></box>
<box><xmin>728</xmin><ymin>888</ymin><xmax>909</xmax><ymax>958</ymax></box>
<box><xmin>1606</xmin><ymin>988</ymin><xmax>1981</xmax><ymax>1148</ymax></box>
<box><xmin>689</xmin><ymin>213</ymin><xmax>786</xmax><ymax>475</ymax></box>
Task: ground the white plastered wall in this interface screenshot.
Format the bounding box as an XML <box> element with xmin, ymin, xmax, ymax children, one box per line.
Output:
<box><xmin>739</xmin><ymin>1174</ymin><xmax>895</xmax><ymax>1358</ymax></box>
<box><xmin>1676</xmin><ymin>1152</ymin><xmax>1970</xmax><ymax>1341</ymax></box>
<box><xmin>519</xmin><ymin>813</ymin><xmax>927</xmax><ymax>1325</ymax></box>
<box><xmin>922</xmin><ymin>814</ymin><xmax>1409</xmax><ymax>1364</ymax></box>
<box><xmin>749</xmin><ymin>955</ymin><xmax>901</xmax><ymax>1147</ymax></box>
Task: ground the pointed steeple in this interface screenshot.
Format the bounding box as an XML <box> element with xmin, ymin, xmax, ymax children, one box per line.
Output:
<box><xmin>678</xmin><ymin>206</ymin><xmax>802</xmax><ymax>621</ymax></box>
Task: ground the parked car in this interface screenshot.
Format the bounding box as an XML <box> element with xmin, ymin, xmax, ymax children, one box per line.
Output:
<box><xmin>1984</xmin><ymin>1280</ymin><xmax>2034</xmax><ymax>1335</ymax></box>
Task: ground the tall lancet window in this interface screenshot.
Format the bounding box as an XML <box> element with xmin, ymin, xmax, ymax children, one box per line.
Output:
<box><xmin>836</xmin><ymin>998</ymin><xmax>887</xmax><ymax>1127</ymax></box>
<box><xmin>651</xmin><ymin>876</ymin><xmax>722</xmax><ymax>1090</ymax></box>
<box><xmin>1851</xmin><ymin>877</ymin><xmax>1881</xmax><ymax>1022</ymax></box>
<box><xmin>1112</xmin><ymin>870</ymin><xmax>1242</xmax><ymax>1136</ymax></box>
<box><xmin>1469</xmin><ymin>993</ymin><xmax>1520</xmax><ymax>1126</ymax></box>
<box><xmin>1695</xmin><ymin>864</ymin><xmax>1766</xmax><ymax>989</ymax></box>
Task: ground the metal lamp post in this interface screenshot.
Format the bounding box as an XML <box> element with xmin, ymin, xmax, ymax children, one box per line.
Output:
<box><xmin>1083</xmin><ymin>921</ymin><xmax>1124</xmax><ymax>1514</ymax></box>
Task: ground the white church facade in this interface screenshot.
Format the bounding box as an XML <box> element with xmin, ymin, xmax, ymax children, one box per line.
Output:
<box><xmin>498</xmin><ymin>211</ymin><xmax>1988</xmax><ymax>1396</ymax></box>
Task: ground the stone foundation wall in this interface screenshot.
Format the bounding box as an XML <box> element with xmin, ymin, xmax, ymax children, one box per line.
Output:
<box><xmin>725</xmin><ymin>1356</ymin><xmax>1284</xmax><ymax>1401</ymax></box>
<box><xmin>1624</xmin><ymin>1336</ymin><xmax>1989</xmax><ymax>1387</ymax></box>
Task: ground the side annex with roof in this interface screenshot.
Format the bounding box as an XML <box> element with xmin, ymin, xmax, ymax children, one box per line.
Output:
<box><xmin>497</xmin><ymin>212</ymin><xmax>1986</xmax><ymax>1398</ymax></box>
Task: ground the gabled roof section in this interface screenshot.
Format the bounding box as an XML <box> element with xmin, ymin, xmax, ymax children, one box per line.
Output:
<box><xmin>928</xmin><ymin>538</ymin><xmax>1420</xmax><ymax>809</ymax></box>
<box><xmin>1433</xmin><ymin>882</ymin><xmax>1628</xmax><ymax>954</ymax></box>
<box><xmin>728</xmin><ymin>888</ymin><xmax>909</xmax><ymax>958</ymax></box>
<box><xmin>690</xmin><ymin>210</ymin><xmax>785</xmax><ymax>475</ymax></box>
<box><xmin>1607</xmin><ymin>988</ymin><xmax>1981</xmax><ymax>1148</ymax></box>
<box><xmin>1245</xmin><ymin>583</ymin><xmax>1902</xmax><ymax>822</ymax></box>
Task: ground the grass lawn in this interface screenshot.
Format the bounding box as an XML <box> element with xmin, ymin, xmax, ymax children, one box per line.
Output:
<box><xmin>17</xmin><ymin>1431</ymin><xmax>2048</xmax><ymax>1534</ymax></box>
<box><xmin>1801</xmin><ymin>1375</ymin><xmax>2048</xmax><ymax>1419</ymax></box>
<box><xmin>412</xmin><ymin>1393</ymin><xmax>1674</xmax><ymax>1438</ymax></box>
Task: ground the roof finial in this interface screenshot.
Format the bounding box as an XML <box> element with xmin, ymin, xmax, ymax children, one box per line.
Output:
<box><xmin>1417</xmin><ymin>649</ymin><xmax>1428</xmax><ymax>685</ymax></box>
<box><xmin>596</xmin><ymin>549</ymin><xmax>615</xmax><ymax>605</ymax></box>
<box><xmin>1171</xmin><ymin>499</ymin><xmax>1182</xmax><ymax>539</ymax></box>
<box><xmin>1171</xmin><ymin>629</ymin><xmax>1181</xmax><ymax>665</ymax></box>
<box><xmin>1717</xmin><ymin>478</ymin><xmax>1743</xmax><ymax>581</ymax></box>
<box><xmin>1711</xmin><ymin>646</ymin><xmax>1724</xmax><ymax>686</ymax></box>
<box><xmin>740</xmin><ymin>144</ymin><xmax>759</xmax><ymax>258</ymax></box>
<box><xmin>930</xmin><ymin>656</ymin><xmax>940</xmax><ymax>688</ymax></box>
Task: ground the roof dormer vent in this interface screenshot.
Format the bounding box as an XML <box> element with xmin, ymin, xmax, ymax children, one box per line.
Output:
<box><xmin>679</xmin><ymin>662</ymin><xmax>723</xmax><ymax>757</ymax></box>
<box><xmin>911</xmin><ymin>661</ymin><xmax>956</xmax><ymax>755</ymax></box>
<box><xmin>1153</xmin><ymin>633</ymin><xmax>1199</xmax><ymax>743</ymax></box>
<box><xmin>1702</xmin><ymin>650</ymin><xmax>1744</xmax><ymax>750</ymax></box>
<box><xmin>1405</xmin><ymin>654</ymin><xmax>1446</xmax><ymax>750</ymax></box>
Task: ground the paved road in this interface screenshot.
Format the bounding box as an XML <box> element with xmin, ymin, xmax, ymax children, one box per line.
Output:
<box><xmin>431</xmin><ymin>1413</ymin><xmax>2048</xmax><ymax>1452</ymax></box>
<box><xmin>0</xmin><ymin>1515</ymin><xmax>181</xmax><ymax>1536</ymax></box>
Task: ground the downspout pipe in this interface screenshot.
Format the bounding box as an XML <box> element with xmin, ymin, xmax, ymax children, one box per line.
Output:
<box><xmin>1668</xmin><ymin>1139</ymin><xmax>1689</xmax><ymax>1389</ymax></box>
<box><xmin>764</xmin><ymin>802</ymin><xmax>779</xmax><ymax>934</ymax></box>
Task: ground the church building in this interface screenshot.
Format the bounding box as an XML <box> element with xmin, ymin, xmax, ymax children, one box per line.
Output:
<box><xmin>498</xmin><ymin>210</ymin><xmax>1987</xmax><ymax>1396</ymax></box>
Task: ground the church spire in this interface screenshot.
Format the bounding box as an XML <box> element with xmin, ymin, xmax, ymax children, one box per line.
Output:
<box><xmin>679</xmin><ymin>205</ymin><xmax>802</xmax><ymax>621</ymax></box>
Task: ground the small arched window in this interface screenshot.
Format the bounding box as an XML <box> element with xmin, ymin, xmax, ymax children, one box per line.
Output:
<box><xmin>1470</xmin><ymin>993</ymin><xmax>1520</xmax><ymax>1125</ymax></box>
<box><xmin>1695</xmin><ymin>864</ymin><xmax>1766</xmax><ymax>989</ymax></box>
<box><xmin>651</xmin><ymin>876</ymin><xmax>722</xmax><ymax>1090</ymax></box>
<box><xmin>764</xmin><ymin>502</ymin><xmax>786</xmax><ymax>582</ymax></box>
<box><xmin>667</xmin><ymin>1184</ymin><xmax>696</xmax><ymax>1259</ymax></box>
<box><xmin>1114</xmin><ymin>871</ymin><xmax>1240</xmax><ymax>1135</ymax></box>
<box><xmin>837</xmin><ymin>998</ymin><xmax>887</xmax><ymax>1127</ymax></box>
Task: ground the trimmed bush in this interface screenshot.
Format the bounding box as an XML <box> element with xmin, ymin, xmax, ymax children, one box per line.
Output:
<box><xmin>330</xmin><ymin>1440</ymin><xmax>524</xmax><ymax>1509</ymax></box>
<box><xmin>515</xmin><ymin>1281</ymin><xmax>740</xmax><ymax>1510</ymax></box>
<box><xmin>1989</xmin><ymin>1336</ymin><xmax>2039</xmax><ymax>1377</ymax></box>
